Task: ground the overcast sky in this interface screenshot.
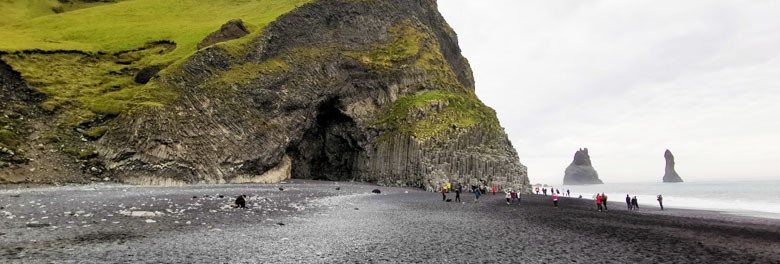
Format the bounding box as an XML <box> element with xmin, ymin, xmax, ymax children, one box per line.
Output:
<box><xmin>437</xmin><ymin>0</ymin><xmax>780</xmax><ymax>184</ymax></box>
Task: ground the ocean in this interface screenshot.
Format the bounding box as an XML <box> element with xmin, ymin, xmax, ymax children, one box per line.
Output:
<box><xmin>548</xmin><ymin>180</ymin><xmax>780</xmax><ymax>219</ymax></box>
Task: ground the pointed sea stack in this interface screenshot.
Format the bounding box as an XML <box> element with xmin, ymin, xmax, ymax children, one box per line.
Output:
<box><xmin>563</xmin><ymin>148</ymin><xmax>603</xmax><ymax>185</ymax></box>
<box><xmin>663</xmin><ymin>149</ymin><xmax>683</xmax><ymax>183</ymax></box>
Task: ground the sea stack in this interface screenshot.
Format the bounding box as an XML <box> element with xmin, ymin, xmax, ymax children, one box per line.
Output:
<box><xmin>663</xmin><ymin>149</ymin><xmax>683</xmax><ymax>183</ymax></box>
<box><xmin>563</xmin><ymin>148</ymin><xmax>603</xmax><ymax>185</ymax></box>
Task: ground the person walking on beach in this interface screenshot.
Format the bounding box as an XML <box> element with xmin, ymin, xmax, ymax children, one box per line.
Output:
<box><xmin>601</xmin><ymin>193</ymin><xmax>608</xmax><ymax>211</ymax></box>
<box><xmin>441</xmin><ymin>187</ymin><xmax>447</xmax><ymax>201</ymax></box>
<box><xmin>552</xmin><ymin>193</ymin><xmax>559</xmax><ymax>208</ymax></box>
<box><xmin>631</xmin><ymin>196</ymin><xmax>638</xmax><ymax>210</ymax></box>
<box><xmin>510</xmin><ymin>191</ymin><xmax>517</xmax><ymax>203</ymax></box>
<box><xmin>505</xmin><ymin>191</ymin><xmax>512</xmax><ymax>204</ymax></box>
<box><xmin>492</xmin><ymin>186</ymin><xmax>497</xmax><ymax>195</ymax></box>
<box><xmin>596</xmin><ymin>193</ymin><xmax>603</xmax><ymax>211</ymax></box>
<box><xmin>474</xmin><ymin>188</ymin><xmax>481</xmax><ymax>203</ymax></box>
<box><xmin>542</xmin><ymin>188</ymin><xmax>547</xmax><ymax>196</ymax></box>
<box><xmin>556</xmin><ymin>189</ymin><xmax>560</xmax><ymax>195</ymax></box>
<box><xmin>657</xmin><ymin>194</ymin><xmax>664</xmax><ymax>210</ymax></box>
<box><xmin>566</xmin><ymin>189</ymin><xmax>570</xmax><ymax>197</ymax></box>
<box><xmin>626</xmin><ymin>194</ymin><xmax>632</xmax><ymax>210</ymax></box>
<box><xmin>536</xmin><ymin>187</ymin><xmax>540</xmax><ymax>195</ymax></box>
<box><xmin>455</xmin><ymin>188</ymin><xmax>461</xmax><ymax>202</ymax></box>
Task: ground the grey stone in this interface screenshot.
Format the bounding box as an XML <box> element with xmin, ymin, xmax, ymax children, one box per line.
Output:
<box><xmin>197</xmin><ymin>19</ymin><xmax>250</xmax><ymax>49</ymax></box>
<box><xmin>563</xmin><ymin>148</ymin><xmax>603</xmax><ymax>185</ymax></box>
<box><xmin>25</xmin><ymin>222</ymin><xmax>50</xmax><ymax>228</ymax></box>
<box><xmin>663</xmin><ymin>149</ymin><xmax>683</xmax><ymax>183</ymax></box>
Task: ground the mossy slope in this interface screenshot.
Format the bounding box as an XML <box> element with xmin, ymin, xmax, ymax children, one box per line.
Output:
<box><xmin>0</xmin><ymin>0</ymin><xmax>314</xmax><ymax>180</ymax></box>
<box><xmin>0</xmin><ymin>0</ymin><xmax>312</xmax><ymax>129</ymax></box>
<box><xmin>0</xmin><ymin>0</ymin><xmax>312</xmax><ymax>65</ymax></box>
<box><xmin>345</xmin><ymin>20</ymin><xmax>499</xmax><ymax>140</ymax></box>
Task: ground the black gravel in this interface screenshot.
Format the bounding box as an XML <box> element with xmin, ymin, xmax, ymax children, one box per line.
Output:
<box><xmin>1</xmin><ymin>181</ymin><xmax>779</xmax><ymax>263</ymax></box>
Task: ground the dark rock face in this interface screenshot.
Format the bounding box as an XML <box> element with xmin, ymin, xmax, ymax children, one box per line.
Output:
<box><xmin>663</xmin><ymin>149</ymin><xmax>683</xmax><ymax>183</ymax></box>
<box><xmin>0</xmin><ymin>59</ymin><xmax>43</xmax><ymax>108</ymax></box>
<box><xmin>0</xmin><ymin>59</ymin><xmax>42</xmax><ymax>170</ymax></box>
<box><xmin>133</xmin><ymin>65</ymin><xmax>163</xmax><ymax>84</ymax></box>
<box><xmin>197</xmin><ymin>19</ymin><xmax>250</xmax><ymax>49</ymax></box>
<box><xmin>563</xmin><ymin>148</ymin><xmax>603</xmax><ymax>185</ymax></box>
<box><xmin>1</xmin><ymin>0</ymin><xmax>529</xmax><ymax>191</ymax></box>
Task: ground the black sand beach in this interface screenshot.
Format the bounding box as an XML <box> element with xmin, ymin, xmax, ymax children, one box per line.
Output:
<box><xmin>1</xmin><ymin>181</ymin><xmax>779</xmax><ymax>263</ymax></box>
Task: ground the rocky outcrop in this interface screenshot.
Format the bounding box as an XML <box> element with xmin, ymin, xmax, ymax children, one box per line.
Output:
<box><xmin>663</xmin><ymin>149</ymin><xmax>683</xmax><ymax>183</ymax></box>
<box><xmin>101</xmin><ymin>0</ymin><xmax>527</xmax><ymax>190</ymax></box>
<box><xmin>563</xmin><ymin>148</ymin><xmax>603</xmax><ymax>185</ymax></box>
<box><xmin>0</xmin><ymin>0</ymin><xmax>529</xmax><ymax>191</ymax></box>
<box><xmin>197</xmin><ymin>19</ymin><xmax>250</xmax><ymax>49</ymax></box>
<box><xmin>0</xmin><ymin>59</ymin><xmax>39</xmax><ymax>170</ymax></box>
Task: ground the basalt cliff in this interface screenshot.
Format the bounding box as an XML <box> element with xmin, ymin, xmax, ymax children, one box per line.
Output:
<box><xmin>0</xmin><ymin>0</ymin><xmax>528</xmax><ymax>191</ymax></box>
<box><xmin>663</xmin><ymin>149</ymin><xmax>683</xmax><ymax>183</ymax></box>
<box><xmin>563</xmin><ymin>148</ymin><xmax>603</xmax><ymax>185</ymax></box>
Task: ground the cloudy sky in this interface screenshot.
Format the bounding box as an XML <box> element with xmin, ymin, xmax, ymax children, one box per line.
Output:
<box><xmin>437</xmin><ymin>0</ymin><xmax>780</xmax><ymax>184</ymax></box>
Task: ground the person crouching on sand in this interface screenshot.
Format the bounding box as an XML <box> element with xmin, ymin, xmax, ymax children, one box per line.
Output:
<box><xmin>657</xmin><ymin>194</ymin><xmax>663</xmax><ymax>210</ymax></box>
<box><xmin>552</xmin><ymin>193</ymin><xmax>559</xmax><ymax>208</ymax></box>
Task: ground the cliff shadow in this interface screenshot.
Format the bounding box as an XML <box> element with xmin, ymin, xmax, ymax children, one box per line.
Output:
<box><xmin>286</xmin><ymin>97</ymin><xmax>363</xmax><ymax>181</ymax></box>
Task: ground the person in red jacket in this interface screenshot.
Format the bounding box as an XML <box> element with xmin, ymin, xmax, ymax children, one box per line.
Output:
<box><xmin>552</xmin><ymin>193</ymin><xmax>559</xmax><ymax>208</ymax></box>
<box><xmin>596</xmin><ymin>193</ymin><xmax>603</xmax><ymax>211</ymax></box>
<box><xmin>492</xmin><ymin>186</ymin><xmax>497</xmax><ymax>195</ymax></box>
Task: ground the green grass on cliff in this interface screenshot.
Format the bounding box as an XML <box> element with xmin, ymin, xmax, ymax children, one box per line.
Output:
<box><xmin>376</xmin><ymin>91</ymin><xmax>500</xmax><ymax>140</ymax></box>
<box><xmin>346</xmin><ymin>20</ymin><xmax>465</xmax><ymax>92</ymax></box>
<box><xmin>0</xmin><ymin>129</ymin><xmax>19</xmax><ymax>148</ymax></box>
<box><xmin>346</xmin><ymin>23</ymin><xmax>424</xmax><ymax>70</ymax></box>
<box><xmin>0</xmin><ymin>0</ymin><xmax>127</xmax><ymax>26</ymax></box>
<box><xmin>207</xmin><ymin>58</ymin><xmax>290</xmax><ymax>90</ymax></box>
<box><xmin>2</xmin><ymin>50</ymin><xmax>178</xmax><ymax>127</ymax></box>
<box><xmin>0</xmin><ymin>0</ymin><xmax>60</xmax><ymax>26</ymax></box>
<box><xmin>350</xmin><ymin>20</ymin><xmax>492</xmax><ymax>139</ymax></box>
<box><xmin>0</xmin><ymin>0</ymin><xmax>311</xmax><ymax>129</ymax></box>
<box><xmin>0</xmin><ymin>0</ymin><xmax>312</xmax><ymax>65</ymax></box>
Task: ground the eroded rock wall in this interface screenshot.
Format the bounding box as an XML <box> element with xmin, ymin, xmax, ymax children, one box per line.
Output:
<box><xmin>2</xmin><ymin>0</ymin><xmax>529</xmax><ymax>191</ymax></box>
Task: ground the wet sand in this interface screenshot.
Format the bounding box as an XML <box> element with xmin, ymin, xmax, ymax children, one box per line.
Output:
<box><xmin>1</xmin><ymin>181</ymin><xmax>779</xmax><ymax>263</ymax></box>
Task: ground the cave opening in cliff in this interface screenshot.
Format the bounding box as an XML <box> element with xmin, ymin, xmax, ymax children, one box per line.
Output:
<box><xmin>287</xmin><ymin>97</ymin><xmax>362</xmax><ymax>181</ymax></box>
